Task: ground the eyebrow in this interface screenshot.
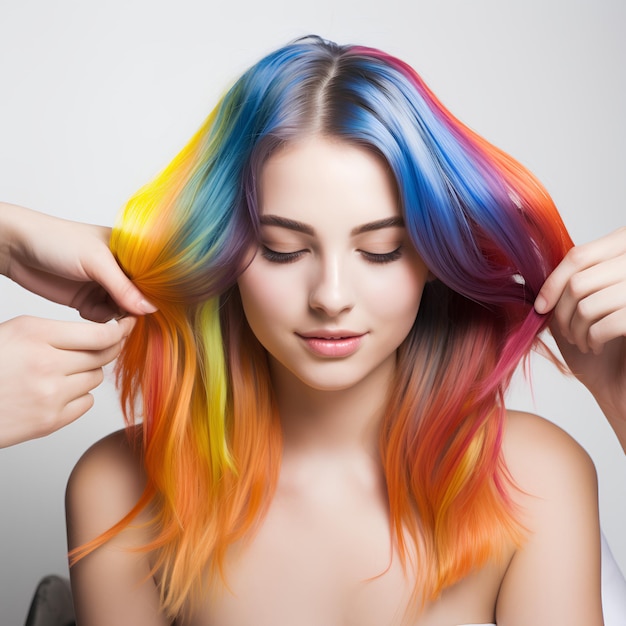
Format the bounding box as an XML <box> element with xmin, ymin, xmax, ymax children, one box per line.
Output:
<box><xmin>259</xmin><ymin>215</ymin><xmax>405</xmax><ymax>236</ymax></box>
<box><xmin>352</xmin><ymin>216</ymin><xmax>405</xmax><ymax>235</ymax></box>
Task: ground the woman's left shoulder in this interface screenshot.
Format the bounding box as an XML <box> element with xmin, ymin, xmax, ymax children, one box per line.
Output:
<box><xmin>495</xmin><ymin>411</ymin><xmax>603</xmax><ymax>624</ymax></box>
<box><xmin>501</xmin><ymin>409</ymin><xmax>598</xmax><ymax>499</ymax></box>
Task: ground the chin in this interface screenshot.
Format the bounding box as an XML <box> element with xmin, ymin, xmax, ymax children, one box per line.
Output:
<box><xmin>283</xmin><ymin>361</ymin><xmax>395</xmax><ymax>394</ymax></box>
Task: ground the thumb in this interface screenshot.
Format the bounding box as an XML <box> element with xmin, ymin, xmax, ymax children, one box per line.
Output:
<box><xmin>87</xmin><ymin>251</ymin><xmax>158</xmax><ymax>316</ymax></box>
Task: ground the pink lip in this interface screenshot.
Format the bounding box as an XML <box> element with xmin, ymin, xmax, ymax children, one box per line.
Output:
<box><xmin>297</xmin><ymin>331</ymin><xmax>366</xmax><ymax>358</ymax></box>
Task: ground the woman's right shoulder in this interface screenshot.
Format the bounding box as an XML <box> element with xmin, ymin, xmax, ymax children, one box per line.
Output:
<box><xmin>66</xmin><ymin>432</ymin><xmax>171</xmax><ymax>625</ymax></box>
<box><xmin>66</xmin><ymin>426</ymin><xmax>147</xmax><ymax>544</ymax></box>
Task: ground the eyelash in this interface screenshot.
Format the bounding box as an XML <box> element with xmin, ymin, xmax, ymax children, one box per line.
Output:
<box><xmin>261</xmin><ymin>247</ymin><xmax>305</xmax><ymax>264</ymax></box>
<box><xmin>261</xmin><ymin>246</ymin><xmax>403</xmax><ymax>264</ymax></box>
<box><xmin>360</xmin><ymin>247</ymin><xmax>403</xmax><ymax>264</ymax></box>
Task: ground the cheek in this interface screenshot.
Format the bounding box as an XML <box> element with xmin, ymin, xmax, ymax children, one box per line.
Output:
<box><xmin>368</xmin><ymin>264</ymin><xmax>426</xmax><ymax>326</ymax></box>
<box><xmin>237</xmin><ymin>263</ymin><xmax>294</xmax><ymax>335</ymax></box>
<box><xmin>238</xmin><ymin>269</ymin><xmax>270</xmax><ymax>325</ymax></box>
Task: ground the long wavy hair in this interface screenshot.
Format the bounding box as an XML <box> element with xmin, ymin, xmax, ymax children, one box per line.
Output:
<box><xmin>70</xmin><ymin>36</ymin><xmax>573</xmax><ymax>618</ymax></box>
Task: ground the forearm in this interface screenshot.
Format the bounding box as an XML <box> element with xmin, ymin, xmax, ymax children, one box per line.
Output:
<box><xmin>585</xmin><ymin>370</ymin><xmax>626</xmax><ymax>454</ymax></box>
<box><xmin>612</xmin><ymin>421</ymin><xmax>626</xmax><ymax>454</ymax></box>
<box><xmin>596</xmin><ymin>397</ymin><xmax>626</xmax><ymax>454</ymax></box>
<box><xmin>0</xmin><ymin>202</ymin><xmax>52</xmax><ymax>279</ymax></box>
<box><xmin>0</xmin><ymin>201</ymin><xmax>20</xmax><ymax>277</ymax></box>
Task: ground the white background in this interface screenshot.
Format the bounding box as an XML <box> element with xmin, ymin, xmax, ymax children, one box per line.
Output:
<box><xmin>1</xmin><ymin>0</ymin><xmax>624</xmax><ymax>623</ymax></box>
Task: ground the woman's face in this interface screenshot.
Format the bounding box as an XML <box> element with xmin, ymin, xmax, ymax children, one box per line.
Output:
<box><xmin>237</xmin><ymin>136</ymin><xmax>428</xmax><ymax>392</ymax></box>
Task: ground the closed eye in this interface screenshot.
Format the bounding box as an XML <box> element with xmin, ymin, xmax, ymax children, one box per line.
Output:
<box><xmin>359</xmin><ymin>246</ymin><xmax>403</xmax><ymax>264</ymax></box>
<box><xmin>261</xmin><ymin>246</ymin><xmax>307</xmax><ymax>264</ymax></box>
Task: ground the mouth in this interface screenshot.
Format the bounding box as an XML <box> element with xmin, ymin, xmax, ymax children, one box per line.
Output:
<box><xmin>297</xmin><ymin>330</ymin><xmax>365</xmax><ymax>340</ymax></box>
<box><xmin>296</xmin><ymin>331</ymin><xmax>366</xmax><ymax>357</ymax></box>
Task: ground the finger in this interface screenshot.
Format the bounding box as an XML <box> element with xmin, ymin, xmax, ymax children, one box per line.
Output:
<box><xmin>64</xmin><ymin>368</ymin><xmax>106</xmax><ymax>399</ymax></box>
<box><xmin>10</xmin><ymin>251</ymin><xmax>156</xmax><ymax>319</ymax></box>
<box><xmin>53</xmin><ymin>369</ymin><xmax>106</xmax><ymax>418</ymax></box>
<box><xmin>551</xmin><ymin>254</ymin><xmax>626</xmax><ymax>344</ymax></box>
<box><xmin>9</xmin><ymin>263</ymin><xmax>128</xmax><ymax>322</ymax></box>
<box><xmin>535</xmin><ymin>227</ymin><xmax>626</xmax><ymax>314</ymax></box>
<box><xmin>84</xmin><ymin>247</ymin><xmax>158</xmax><ymax>315</ymax></box>
<box><xmin>568</xmin><ymin>281</ymin><xmax>626</xmax><ymax>352</ymax></box>
<box><xmin>48</xmin><ymin>317</ymin><xmax>136</xmax><ymax>351</ymax></box>
<box><xmin>56</xmin><ymin>394</ymin><xmax>97</xmax><ymax>431</ymax></box>
<box><xmin>587</xmin><ymin>304</ymin><xmax>626</xmax><ymax>355</ymax></box>
<box><xmin>70</xmin><ymin>282</ymin><xmax>124</xmax><ymax>322</ymax></box>
<box><xmin>62</xmin><ymin>342</ymin><xmax>125</xmax><ymax>376</ymax></box>
<box><xmin>80</xmin><ymin>300</ymin><xmax>124</xmax><ymax>324</ymax></box>
<box><xmin>29</xmin><ymin>370</ymin><xmax>104</xmax><ymax>440</ymax></box>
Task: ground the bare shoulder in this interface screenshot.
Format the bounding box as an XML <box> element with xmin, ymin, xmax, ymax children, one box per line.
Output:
<box><xmin>496</xmin><ymin>411</ymin><xmax>602</xmax><ymax>625</ymax></box>
<box><xmin>66</xmin><ymin>426</ymin><xmax>147</xmax><ymax>545</ymax></box>
<box><xmin>66</xmin><ymin>431</ymin><xmax>169</xmax><ymax>624</ymax></box>
<box><xmin>502</xmin><ymin>409</ymin><xmax>597</xmax><ymax>500</ymax></box>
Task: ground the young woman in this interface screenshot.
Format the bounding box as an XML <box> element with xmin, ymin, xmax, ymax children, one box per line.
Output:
<box><xmin>65</xmin><ymin>36</ymin><xmax>607</xmax><ymax>625</ymax></box>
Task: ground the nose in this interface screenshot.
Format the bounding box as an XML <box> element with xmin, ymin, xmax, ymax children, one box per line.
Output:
<box><xmin>308</xmin><ymin>254</ymin><xmax>355</xmax><ymax>317</ymax></box>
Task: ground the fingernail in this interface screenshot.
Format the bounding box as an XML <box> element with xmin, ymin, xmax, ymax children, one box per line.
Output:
<box><xmin>534</xmin><ymin>295</ymin><xmax>547</xmax><ymax>314</ymax></box>
<box><xmin>138</xmin><ymin>298</ymin><xmax>158</xmax><ymax>314</ymax></box>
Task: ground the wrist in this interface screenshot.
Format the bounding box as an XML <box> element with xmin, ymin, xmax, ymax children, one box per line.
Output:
<box><xmin>0</xmin><ymin>202</ymin><xmax>21</xmax><ymax>277</ymax></box>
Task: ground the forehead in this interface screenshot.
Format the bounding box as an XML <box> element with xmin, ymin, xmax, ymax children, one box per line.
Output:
<box><xmin>258</xmin><ymin>136</ymin><xmax>400</xmax><ymax>224</ymax></box>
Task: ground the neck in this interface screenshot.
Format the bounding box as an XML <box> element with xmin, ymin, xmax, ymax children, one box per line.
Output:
<box><xmin>268</xmin><ymin>354</ymin><xmax>395</xmax><ymax>459</ymax></box>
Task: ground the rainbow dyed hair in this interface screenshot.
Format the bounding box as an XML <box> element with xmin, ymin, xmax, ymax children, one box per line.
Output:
<box><xmin>71</xmin><ymin>36</ymin><xmax>572</xmax><ymax>617</ymax></box>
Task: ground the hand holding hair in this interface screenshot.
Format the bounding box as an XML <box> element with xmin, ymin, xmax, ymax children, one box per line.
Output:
<box><xmin>0</xmin><ymin>202</ymin><xmax>152</xmax><ymax>445</ymax></box>
<box><xmin>535</xmin><ymin>227</ymin><xmax>626</xmax><ymax>450</ymax></box>
<box><xmin>0</xmin><ymin>315</ymin><xmax>135</xmax><ymax>448</ymax></box>
<box><xmin>0</xmin><ymin>202</ymin><xmax>157</xmax><ymax>321</ymax></box>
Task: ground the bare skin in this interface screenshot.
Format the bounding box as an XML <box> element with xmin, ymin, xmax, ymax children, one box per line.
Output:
<box><xmin>0</xmin><ymin>202</ymin><xmax>155</xmax><ymax>446</ymax></box>
<box><xmin>535</xmin><ymin>227</ymin><xmax>626</xmax><ymax>452</ymax></box>
<box><xmin>66</xmin><ymin>138</ymin><xmax>603</xmax><ymax>625</ymax></box>
<box><xmin>0</xmin><ymin>203</ymin><xmax>155</xmax><ymax>321</ymax></box>
<box><xmin>66</xmin><ymin>410</ymin><xmax>600</xmax><ymax>626</ymax></box>
<box><xmin>0</xmin><ymin>315</ymin><xmax>135</xmax><ymax>448</ymax></box>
